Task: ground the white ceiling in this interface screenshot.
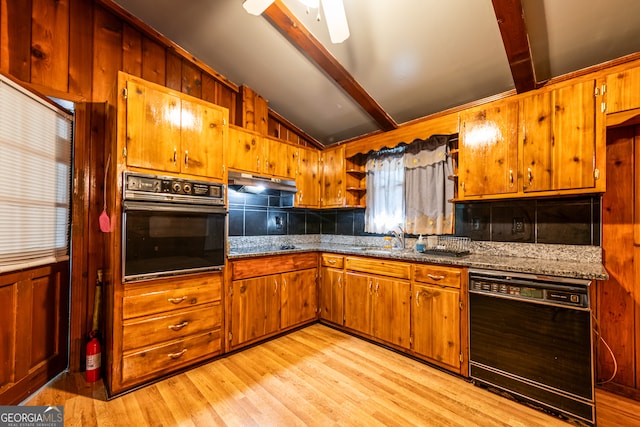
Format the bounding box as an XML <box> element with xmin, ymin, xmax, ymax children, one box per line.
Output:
<box><xmin>112</xmin><ymin>0</ymin><xmax>640</xmax><ymax>145</ymax></box>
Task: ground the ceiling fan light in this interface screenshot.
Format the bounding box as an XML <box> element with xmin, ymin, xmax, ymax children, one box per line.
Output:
<box><xmin>243</xmin><ymin>0</ymin><xmax>275</xmax><ymax>15</ymax></box>
<box><xmin>321</xmin><ymin>0</ymin><xmax>350</xmax><ymax>43</ymax></box>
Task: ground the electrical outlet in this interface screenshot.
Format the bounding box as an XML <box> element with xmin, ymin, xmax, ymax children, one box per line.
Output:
<box><xmin>512</xmin><ymin>217</ymin><xmax>525</xmax><ymax>233</ymax></box>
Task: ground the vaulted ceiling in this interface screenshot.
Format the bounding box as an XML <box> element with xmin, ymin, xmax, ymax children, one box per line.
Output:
<box><xmin>111</xmin><ymin>0</ymin><xmax>640</xmax><ymax>146</ymax></box>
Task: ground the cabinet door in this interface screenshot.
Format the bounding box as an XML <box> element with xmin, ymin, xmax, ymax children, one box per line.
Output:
<box><xmin>319</xmin><ymin>267</ymin><xmax>343</xmax><ymax>325</ymax></box>
<box><xmin>265</xmin><ymin>137</ymin><xmax>291</xmax><ymax>177</ymax></box>
<box><xmin>459</xmin><ymin>100</ymin><xmax>519</xmax><ymax>198</ymax></box>
<box><xmin>606</xmin><ymin>66</ymin><xmax>640</xmax><ymax>114</ymax></box>
<box><xmin>522</xmin><ymin>80</ymin><xmax>597</xmax><ymax>192</ymax></box>
<box><xmin>322</xmin><ymin>145</ymin><xmax>346</xmax><ymax>207</ymax></box>
<box><xmin>344</xmin><ymin>271</ymin><xmax>372</xmax><ymax>335</ymax></box>
<box><xmin>412</xmin><ymin>283</ymin><xmax>461</xmax><ymax>368</ymax></box>
<box><xmin>372</xmin><ymin>277</ymin><xmax>410</xmax><ymax>349</ymax></box>
<box><xmin>227</xmin><ymin>127</ymin><xmax>263</xmax><ymax>173</ymax></box>
<box><xmin>281</xmin><ymin>268</ymin><xmax>318</xmax><ymax>329</ymax></box>
<box><xmin>230</xmin><ymin>276</ymin><xmax>279</xmax><ymax>348</ymax></box>
<box><xmin>125</xmin><ymin>79</ymin><xmax>181</xmax><ymax>173</ymax></box>
<box><xmin>181</xmin><ymin>98</ymin><xmax>226</xmax><ymax>179</ymax></box>
<box><xmin>296</xmin><ymin>147</ymin><xmax>321</xmax><ymax>208</ymax></box>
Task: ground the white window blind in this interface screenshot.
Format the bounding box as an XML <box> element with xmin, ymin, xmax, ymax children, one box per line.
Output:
<box><xmin>0</xmin><ymin>76</ymin><xmax>72</xmax><ymax>273</ymax></box>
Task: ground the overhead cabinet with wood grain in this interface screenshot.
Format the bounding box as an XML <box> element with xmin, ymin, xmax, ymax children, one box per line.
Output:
<box><xmin>119</xmin><ymin>72</ymin><xmax>228</xmax><ymax>180</ymax></box>
<box><xmin>296</xmin><ymin>146</ymin><xmax>321</xmax><ymax>208</ymax></box>
<box><xmin>457</xmin><ymin>77</ymin><xmax>606</xmax><ymax>200</ymax></box>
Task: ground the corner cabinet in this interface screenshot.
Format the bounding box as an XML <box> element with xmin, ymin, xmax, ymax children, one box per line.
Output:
<box><xmin>118</xmin><ymin>72</ymin><xmax>228</xmax><ymax>180</ymax></box>
<box><xmin>458</xmin><ymin>99</ymin><xmax>519</xmax><ymax>198</ymax></box>
<box><xmin>227</xmin><ymin>253</ymin><xmax>318</xmax><ymax>351</ymax></box>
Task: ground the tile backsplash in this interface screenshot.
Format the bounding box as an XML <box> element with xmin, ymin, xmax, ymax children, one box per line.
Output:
<box><xmin>229</xmin><ymin>188</ymin><xmax>601</xmax><ymax>246</ymax></box>
<box><xmin>454</xmin><ymin>196</ymin><xmax>600</xmax><ymax>246</ymax></box>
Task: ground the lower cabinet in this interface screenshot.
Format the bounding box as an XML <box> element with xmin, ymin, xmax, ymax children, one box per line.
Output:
<box><xmin>411</xmin><ymin>264</ymin><xmax>467</xmax><ymax>374</ymax></box>
<box><xmin>320</xmin><ymin>253</ymin><xmax>468</xmax><ymax>376</ymax></box>
<box><xmin>110</xmin><ymin>272</ymin><xmax>223</xmax><ymax>395</ymax></box>
<box><xmin>343</xmin><ymin>257</ymin><xmax>412</xmax><ymax>350</ymax></box>
<box><xmin>228</xmin><ymin>253</ymin><xmax>318</xmax><ymax>351</ymax></box>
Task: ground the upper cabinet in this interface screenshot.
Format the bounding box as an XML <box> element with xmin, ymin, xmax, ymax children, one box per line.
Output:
<box><xmin>321</xmin><ymin>145</ymin><xmax>346</xmax><ymax>207</ymax></box>
<box><xmin>296</xmin><ymin>146</ymin><xmax>321</xmax><ymax>208</ymax></box>
<box><xmin>605</xmin><ymin>65</ymin><xmax>640</xmax><ymax>114</ymax></box>
<box><xmin>521</xmin><ymin>79</ymin><xmax>603</xmax><ymax>194</ymax></box>
<box><xmin>227</xmin><ymin>125</ymin><xmax>263</xmax><ymax>173</ymax></box>
<box><xmin>458</xmin><ymin>99</ymin><xmax>519</xmax><ymax>199</ymax></box>
<box><xmin>457</xmin><ymin>77</ymin><xmax>606</xmax><ymax>201</ymax></box>
<box><xmin>119</xmin><ymin>72</ymin><xmax>228</xmax><ymax>180</ymax></box>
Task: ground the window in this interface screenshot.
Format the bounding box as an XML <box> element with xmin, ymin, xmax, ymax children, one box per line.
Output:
<box><xmin>0</xmin><ymin>76</ymin><xmax>73</xmax><ymax>273</ymax></box>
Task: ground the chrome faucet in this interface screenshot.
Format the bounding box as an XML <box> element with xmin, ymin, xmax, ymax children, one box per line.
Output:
<box><xmin>389</xmin><ymin>225</ymin><xmax>405</xmax><ymax>250</ymax></box>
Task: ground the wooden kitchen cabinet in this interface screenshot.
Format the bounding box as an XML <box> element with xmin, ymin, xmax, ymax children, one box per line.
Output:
<box><xmin>120</xmin><ymin>72</ymin><xmax>227</xmax><ymax>180</ymax></box>
<box><xmin>605</xmin><ymin>65</ymin><xmax>640</xmax><ymax>114</ymax></box>
<box><xmin>321</xmin><ymin>145</ymin><xmax>346</xmax><ymax>207</ymax></box>
<box><xmin>296</xmin><ymin>146</ymin><xmax>321</xmax><ymax>208</ymax></box>
<box><xmin>521</xmin><ymin>79</ymin><xmax>603</xmax><ymax>193</ymax></box>
<box><xmin>228</xmin><ymin>253</ymin><xmax>318</xmax><ymax>351</ymax></box>
<box><xmin>319</xmin><ymin>254</ymin><xmax>344</xmax><ymax>325</ymax></box>
<box><xmin>343</xmin><ymin>257</ymin><xmax>411</xmax><ymax>349</ymax></box>
<box><xmin>110</xmin><ymin>272</ymin><xmax>223</xmax><ymax>395</ymax></box>
<box><xmin>229</xmin><ymin>275</ymin><xmax>280</xmax><ymax>349</ymax></box>
<box><xmin>227</xmin><ymin>125</ymin><xmax>264</xmax><ymax>173</ymax></box>
<box><xmin>458</xmin><ymin>98</ymin><xmax>519</xmax><ymax>198</ymax></box>
<box><xmin>264</xmin><ymin>136</ymin><xmax>298</xmax><ymax>179</ymax></box>
<box><xmin>280</xmin><ymin>268</ymin><xmax>318</xmax><ymax>329</ymax></box>
<box><xmin>411</xmin><ymin>264</ymin><xmax>466</xmax><ymax>374</ymax></box>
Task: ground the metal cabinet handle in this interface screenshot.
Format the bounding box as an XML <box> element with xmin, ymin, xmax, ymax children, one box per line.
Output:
<box><xmin>337</xmin><ymin>275</ymin><xmax>342</xmax><ymax>288</ymax></box>
<box><xmin>283</xmin><ymin>277</ymin><xmax>287</xmax><ymax>291</ymax></box>
<box><xmin>375</xmin><ymin>283</ymin><xmax>380</xmax><ymax>296</ymax></box>
<box><xmin>184</xmin><ymin>150</ymin><xmax>189</xmax><ymax>168</ymax></box>
<box><xmin>427</xmin><ymin>274</ymin><xmax>445</xmax><ymax>280</ymax></box>
<box><xmin>173</xmin><ymin>148</ymin><xmax>177</xmax><ymax>166</ymax></box>
<box><xmin>368</xmin><ymin>280</ymin><xmax>373</xmax><ymax>295</ymax></box>
<box><xmin>415</xmin><ymin>291</ymin><xmax>421</xmax><ymax>307</ymax></box>
<box><xmin>167</xmin><ymin>296</ymin><xmax>187</xmax><ymax>304</ymax></box>
<box><xmin>274</xmin><ymin>278</ymin><xmax>278</xmax><ymax>293</ymax></box>
<box><xmin>168</xmin><ymin>321</ymin><xmax>189</xmax><ymax>331</ymax></box>
<box><xmin>168</xmin><ymin>349</ymin><xmax>187</xmax><ymax>359</ymax></box>
<box><xmin>328</xmin><ymin>259</ymin><xmax>336</xmax><ymax>264</ymax></box>
<box><xmin>509</xmin><ymin>169</ymin><xmax>514</xmax><ymax>187</ymax></box>
<box><xmin>527</xmin><ymin>167</ymin><xmax>533</xmax><ymax>186</ymax></box>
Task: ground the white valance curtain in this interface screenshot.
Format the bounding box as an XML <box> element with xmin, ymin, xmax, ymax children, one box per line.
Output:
<box><xmin>364</xmin><ymin>135</ymin><xmax>454</xmax><ymax>235</ymax></box>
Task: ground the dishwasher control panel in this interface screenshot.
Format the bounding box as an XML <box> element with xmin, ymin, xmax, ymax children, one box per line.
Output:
<box><xmin>469</xmin><ymin>270</ymin><xmax>590</xmax><ymax>308</ymax></box>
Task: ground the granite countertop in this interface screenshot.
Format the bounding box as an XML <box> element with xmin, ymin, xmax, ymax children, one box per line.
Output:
<box><xmin>227</xmin><ymin>243</ymin><xmax>609</xmax><ymax>281</ymax></box>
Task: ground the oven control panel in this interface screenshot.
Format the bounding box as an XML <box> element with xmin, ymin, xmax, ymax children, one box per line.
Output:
<box><xmin>124</xmin><ymin>172</ymin><xmax>225</xmax><ymax>205</ymax></box>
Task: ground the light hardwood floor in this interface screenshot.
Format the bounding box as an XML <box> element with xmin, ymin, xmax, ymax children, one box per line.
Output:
<box><xmin>26</xmin><ymin>324</ymin><xmax>640</xmax><ymax>426</ymax></box>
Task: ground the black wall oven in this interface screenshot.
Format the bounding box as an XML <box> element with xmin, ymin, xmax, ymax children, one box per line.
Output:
<box><xmin>468</xmin><ymin>269</ymin><xmax>594</xmax><ymax>425</ymax></box>
<box><xmin>122</xmin><ymin>172</ymin><xmax>226</xmax><ymax>281</ymax></box>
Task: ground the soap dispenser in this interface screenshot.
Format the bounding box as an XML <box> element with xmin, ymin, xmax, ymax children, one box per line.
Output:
<box><xmin>415</xmin><ymin>234</ymin><xmax>425</xmax><ymax>252</ymax></box>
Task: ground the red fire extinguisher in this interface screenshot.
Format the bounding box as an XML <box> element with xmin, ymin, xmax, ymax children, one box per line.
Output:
<box><xmin>86</xmin><ymin>269</ymin><xmax>103</xmax><ymax>383</ymax></box>
<box><xmin>86</xmin><ymin>332</ymin><xmax>101</xmax><ymax>382</ymax></box>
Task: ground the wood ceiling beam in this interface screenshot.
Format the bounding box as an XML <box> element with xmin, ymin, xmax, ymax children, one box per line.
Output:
<box><xmin>491</xmin><ymin>0</ymin><xmax>537</xmax><ymax>93</ymax></box>
<box><xmin>263</xmin><ymin>0</ymin><xmax>398</xmax><ymax>131</ymax></box>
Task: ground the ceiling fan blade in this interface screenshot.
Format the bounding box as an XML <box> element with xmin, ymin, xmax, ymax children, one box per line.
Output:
<box><xmin>321</xmin><ymin>0</ymin><xmax>350</xmax><ymax>43</ymax></box>
<box><xmin>243</xmin><ymin>0</ymin><xmax>276</xmax><ymax>15</ymax></box>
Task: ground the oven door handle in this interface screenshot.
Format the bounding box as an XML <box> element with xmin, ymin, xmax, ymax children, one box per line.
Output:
<box><xmin>123</xmin><ymin>200</ymin><xmax>227</xmax><ymax>215</ymax></box>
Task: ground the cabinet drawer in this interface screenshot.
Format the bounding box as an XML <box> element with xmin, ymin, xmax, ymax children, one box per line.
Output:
<box><xmin>232</xmin><ymin>252</ymin><xmax>318</xmax><ymax>279</ymax></box>
<box><xmin>413</xmin><ymin>265</ymin><xmax>461</xmax><ymax>288</ymax></box>
<box><xmin>123</xmin><ymin>274</ymin><xmax>222</xmax><ymax>319</ymax></box>
<box><xmin>345</xmin><ymin>257</ymin><xmax>411</xmax><ymax>280</ymax></box>
<box><xmin>121</xmin><ymin>330</ymin><xmax>221</xmax><ymax>384</ymax></box>
<box><xmin>122</xmin><ymin>303</ymin><xmax>221</xmax><ymax>351</ymax></box>
<box><xmin>321</xmin><ymin>254</ymin><xmax>344</xmax><ymax>268</ymax></box>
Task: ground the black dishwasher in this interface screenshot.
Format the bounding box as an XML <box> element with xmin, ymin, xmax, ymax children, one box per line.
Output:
<box><xmin>468</xmin><ymin>269</ymin><xmax>594</xmax><ymax>426</ymax></box>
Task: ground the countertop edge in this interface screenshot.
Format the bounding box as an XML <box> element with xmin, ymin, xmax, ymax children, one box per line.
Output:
<box><xmin>227</xmin><ymin>244</ymin><xmax>609</xmax><ymax>281</ymax></box>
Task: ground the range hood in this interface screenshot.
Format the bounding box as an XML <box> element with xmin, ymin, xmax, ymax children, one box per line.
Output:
<box><xmin>228</xmin><ymin>171</ymin><xmax>298</xmax><ymax>194</ymax></box>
